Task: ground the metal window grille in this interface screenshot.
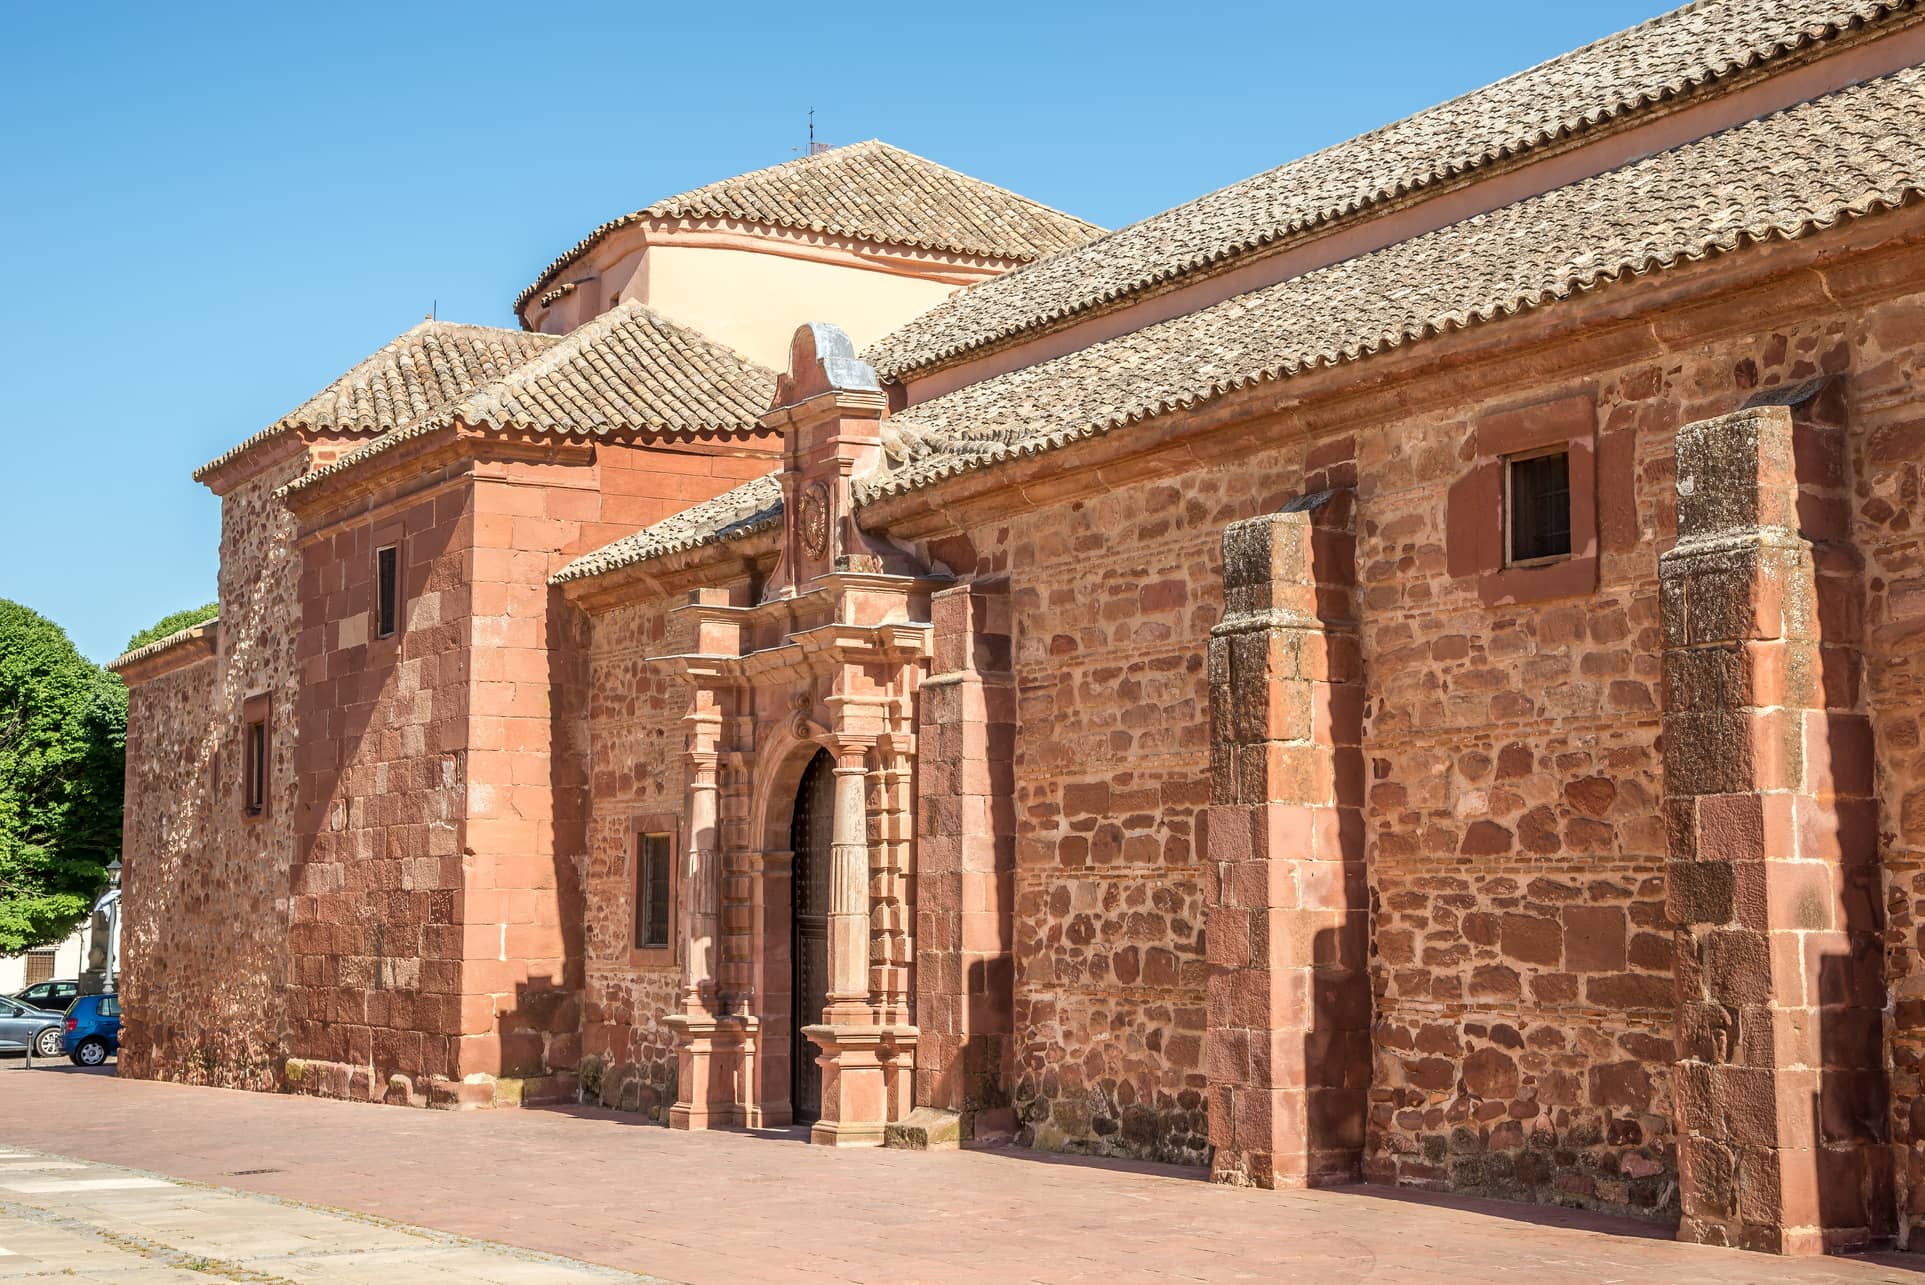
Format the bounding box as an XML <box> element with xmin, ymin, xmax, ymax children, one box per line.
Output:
<box><xmin>635</xmin><ymin>833</ymin><xmax>672</xmax><ymax>948</ymax></box>
<box><xmin>1507</xmin><ymin>451</ymin><xmax>1572</xmax><ymax>564</ymax></box>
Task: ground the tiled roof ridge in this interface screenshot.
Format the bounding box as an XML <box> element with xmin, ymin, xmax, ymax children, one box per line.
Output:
<box><xmin>649</xmin><ymin>139</ymin><xmax>1101</xmax><ymax>241</ymax></box>
<box><xmin>107</xmin><ymin>616</ymin><xmax>219</xmax><ymax>674</ymax></box>
<box><xmin>513</xmin><ymin>139</ymin><xmax>1104</xmax><ymax>318</ymax></box>
<box><xmin>867</xmin><ymin>0</ymin><xmax>1920</xmax><ymax>379</ymax></box>
<box><xmin>551</xmin><ymin>472</ymin><xmax>784</xmax><ymax>584</ymax></box>
<box><xmin>857</xmin><ymin>61</ymin><xmax>1925</xmax><ymax>505</ymax></box>
<box><xmin>193</xmin><ymin>319</ymin><xmax>558</xmax><ymax>482</ymax></box>
<box><xmin>281</xmin><ymin>300</ymin><xmax>777</xmax><ymax>499</ymax></box>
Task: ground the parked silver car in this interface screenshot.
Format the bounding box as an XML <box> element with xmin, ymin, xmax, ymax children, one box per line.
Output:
<box><xmin>0</xmin><ymin>996</ymin><xmax>63</xmax><ymax>1059</ymax></box>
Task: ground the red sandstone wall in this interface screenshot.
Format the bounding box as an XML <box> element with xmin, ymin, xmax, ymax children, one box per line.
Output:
<box><xmin>578</xmin><ymin>595</ymin><xmax>687</xmax><ymax>1112</ymax></box>
<box><xmin>1358</xmin><ymin>361</ymin><xmax>1678</xmax><ymax>1215</ymax></box>
<box><xmin>906</xmin><ymin>303</ymin><xmax>1889</xmax><ymax>1208</ymax></box>
<box><xmin>995</xmin><ymin>479</ymin><xmax>1279</xmax><ymax>1164</ymax></box>
<box><xmin>291</xmin><ymin>481</ymin><xmax>476</xmax><ymax>1096</ymax></box>
<box><xmin>484</xmin><ymin>442</ymin><xmax>776</xmax><ymax>1099</ymax></box>
<box><xmin>286</xmin><ymin>437</ymin><xmax>776</xmax><ymax>1104</ymax></box>
<box><xmin>119</xmin><ymin>653</ymin><xmax>220</xmax><ymax>1078</ymax></box>
<box><xmin>1852</xmin><ymin>292</ymin><xmax>1925</xmax><ymax>1242</ymax></box>
<box><xmin>122</xmin><ymin>463</ymin><xmax>303</xmax><ymax>1088</ymax></box>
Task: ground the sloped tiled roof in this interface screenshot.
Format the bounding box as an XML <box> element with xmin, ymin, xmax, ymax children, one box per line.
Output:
<box><xmin>860</xmin><ymin>62</ymin><xmax>1925</xmax><ymax>501</ymax></box>
<box><xmin>552</xmin><ymin>473</ymin><xmax>784</xmax><ymax>584</ymax></box>
<box><xmin>107</xmin><ymin>616</ymin><xmax>218</xmax><ymax>675</ymax></box>
<box><xmin>194</xmin><ymin>321</ymin><xmax>558</xmax><ymax>480</ymax></box>
<box><xmin>285</xmin><ymin>301</ymin><xmax>776</xmax><ymax>496</ymax></box>
<box><xmin>867</xmin><ymin>0</ymin><xmax>1921</xmax><ymax>379</ymax></box>
<box><xmin>515</xmin><ymin>140</ymin><xmax>1104</xmax><ymax>318</ymax></box>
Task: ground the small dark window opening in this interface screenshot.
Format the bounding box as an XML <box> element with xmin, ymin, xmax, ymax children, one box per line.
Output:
<box><xmin>636</xmin><ymin>832</ymin><xmax>672</xmax><ymax>949</ymax></box>
<box><xmin>244</xmin><ymin>717</ymin><xmax>267</xmax><ymax>816</ymax></box>
<box><xmin>376</xmin><ymin>545</ymin><xmax>400</xmax><ymax>639</ymax></box>
<box><xmin>1507</xmin><ymin>450</ymin><xmax>1572</xmax><ymax>565</ymax></box>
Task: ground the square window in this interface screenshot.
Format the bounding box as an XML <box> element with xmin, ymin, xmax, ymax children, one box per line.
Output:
<box><xmin>635</xmin><ymin>832</ymin><xmax>673</xmax><ymax>949</ymax></box>
<box><xmin>376</xmin><ymin>544</ymin><xmax>400</xmax><ymax>639</ymax></box>
<box><xmin>1507</xmin><ymin>450</ymin><xmax>1571</xmax><ymax>565</ymax></box>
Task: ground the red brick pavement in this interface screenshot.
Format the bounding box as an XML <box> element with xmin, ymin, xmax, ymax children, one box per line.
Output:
<box><xmin>0</xmin><ymin>1067</ymin><xmax>1917</xmax><ymax>1283</ymax></box>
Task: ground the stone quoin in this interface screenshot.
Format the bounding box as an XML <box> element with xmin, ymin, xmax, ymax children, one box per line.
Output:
<box><xmin>107</xmin><ymin>2</ymin><xmax>1925</xmax><ymax>1258</ymax></box>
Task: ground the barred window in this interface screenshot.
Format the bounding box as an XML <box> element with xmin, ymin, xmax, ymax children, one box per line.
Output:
<box><xmin>635</xmin><ymin>832</ymin><xmax>672</xmax><ymax>949</ymax></box>
<box><xmin>1507</xmin><ymin>450</ymin><xmax>1571</xmax><ymax>565</ymax></box>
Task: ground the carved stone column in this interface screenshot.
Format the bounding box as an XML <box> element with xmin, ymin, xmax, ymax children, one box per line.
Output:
<box><xmin>667</xmin><ymin>683</ymin><xmax>749</xmax><ymax>1130</ymax></box>
<box><xmin>826</xmin><ymin>742</ymin><xmax>874</xmax><ymax>1022</ymax></box>
<box><xmin>681</xmin><ymin>751</ymin><xmax>721</xmax><ymax>1015</ymax></box>
<box><xmin>802</xmin><ymin>737</ymin><xmax>898</xmax><ymax>1146</ymax></box>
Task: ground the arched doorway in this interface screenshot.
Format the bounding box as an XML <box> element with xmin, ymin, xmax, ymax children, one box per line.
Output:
<box><xmin>789</xmin><ymin>748</ymin><xmax>835</xmax><ymax>1124</ymax></box>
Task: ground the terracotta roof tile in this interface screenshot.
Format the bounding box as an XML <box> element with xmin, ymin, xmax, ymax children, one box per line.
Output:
<box><xmin>107</xmin><ymin>616</ymin><xmax>219</xmax><ymax>675</ymax></box>
<box><xmin>284</xmin><ymin>301</ymin><xmax>776</xmax><ymax>496</ymax></box>
<box><xmin>867</xmin><ymin>0</ymin><xmax>1919</xmax><ymax>379</ymax></box>
<box><xmin>551</xmin><ymin>473</ymin><xmax>783</xmax><ymax>584</ymax></box>
<box><xmin>861</xmin><ymin>62</ymin><xmax>1925</xmax><ymax>501</ymax></box>
<box><xmin>515</xmin><ymin>141</ymin><xmax>1103</xmax><ymax>317</ymax></box>
<box><xmin>194</xmin><ymin>322</ymin><xmax>558</xmax><ymax>481</ymax></box>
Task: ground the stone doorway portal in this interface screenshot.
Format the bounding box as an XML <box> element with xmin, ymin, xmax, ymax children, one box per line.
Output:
<box><xmin>789</xmin><ymin>748</ymin><xmax>835</xmax><ymax>1125</ymax></box>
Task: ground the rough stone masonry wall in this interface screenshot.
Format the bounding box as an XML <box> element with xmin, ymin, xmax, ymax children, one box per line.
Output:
<box><xmin>578</xmin><ymin>594</ymin><xmax>687</xmax><ymax>1113</ymax></box>
<box><xmin>290</xmin><ymin>481</ymin><xmax>473</xmax><ymax>1097</ymax></box>
<box><xmin>962</xmin><ymin>299</ymin><xmax>1885</xmax><ymax>1204</ymax></box>
<box><xmin>1852</xmin><ymin>289</ymin><xmax>1925</xmax><ymax>1244</ymax></box>
<box><xmin>123</xmin><ymin>463</ymin><xmax>303</xmax><ymax>1089</ymax></box>
<box><xmin>1360</xmin><ymin>321</ymin><xmax>1868</xmax><ymax>1221</ymax></box>
<box><xmin>997</xmin><ymin>460</ymin><xmax>1303</xmax><ymax>1165</ymax></box>
<box><xmin>118</xmin><ymin>653</ymin><xmax>219</xmax><ymax>1078</ymax></box>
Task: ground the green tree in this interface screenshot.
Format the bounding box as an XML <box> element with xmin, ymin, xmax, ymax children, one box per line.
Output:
<box><xmin>0</xmin><ymin>600</ymin><xmax>125</xmax><ymax>952</ymax></box>
<box><xmin>124</xmin><ymin>601</ymin><xmax>217</xmax><ymax>654</ymax></box>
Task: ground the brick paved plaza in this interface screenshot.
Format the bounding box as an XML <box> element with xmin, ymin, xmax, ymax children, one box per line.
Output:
<box><xmin>0</xmin><ymin>1068</ymin><xmax>1916</xmax><ymax>1283</ymax></box>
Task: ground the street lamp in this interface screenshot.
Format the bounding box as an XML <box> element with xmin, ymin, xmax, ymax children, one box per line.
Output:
<box><xmin>101</xmin><ymin>860</ymin><xmax>122</xmax><ymax>993</ymax></box>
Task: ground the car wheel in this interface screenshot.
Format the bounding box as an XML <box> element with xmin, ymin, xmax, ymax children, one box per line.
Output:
<box><xmin>74</xmin><ymin>1038</ymin><xmax>108</xmax><ymax>1067</ymax></box>
<box><xmin>33</xmin><ymin>1028</ymin><xmax>62</xmax><ymax>1058</ymax></box>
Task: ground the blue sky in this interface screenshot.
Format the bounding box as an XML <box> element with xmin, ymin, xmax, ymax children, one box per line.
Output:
<box><xmin>0</xmin><ymin>0</ymin><xmax>1664</xmax><ymax>663</ymax></box>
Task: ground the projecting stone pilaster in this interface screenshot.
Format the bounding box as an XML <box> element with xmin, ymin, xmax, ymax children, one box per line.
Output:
<box><xmin>913</xmin><ymin>579</ymin><xmax>1016</xmax><ymax>1140</ymax></box>
<box><xmin>1205</xmin><ymin>492</ymin><xmax>1369</xmax><ymax>1188</ymax></box>
<box><xmin>1661</xmin><ymin>388</ymin><xmax>1890</xmax><ymax>1255</ymax></box>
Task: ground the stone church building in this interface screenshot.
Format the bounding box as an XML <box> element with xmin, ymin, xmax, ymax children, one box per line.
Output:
<box><xmin>111</xmin><ymin>0</ymin><xmax>1925</xmax><ymax>1257</ymax></box>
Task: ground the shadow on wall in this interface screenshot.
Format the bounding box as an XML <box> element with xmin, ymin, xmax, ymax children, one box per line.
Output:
<box><xmin>1815</xmin><ymin>949</ymin><xmax>1891</xmax><ymax>1242</ymax></box>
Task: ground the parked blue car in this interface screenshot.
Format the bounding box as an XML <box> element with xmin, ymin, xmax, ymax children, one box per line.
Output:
<box><xmin>62</xmin><ymin>994</ymin><xmax>120</xmax><ymax>1067</ymax></box>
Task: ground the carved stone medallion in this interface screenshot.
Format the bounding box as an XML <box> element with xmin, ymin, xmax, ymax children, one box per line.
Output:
<box><xmin>798</xmin><ymin>482</ymin><xmax>831</xmax><ymax>559</ymax></box>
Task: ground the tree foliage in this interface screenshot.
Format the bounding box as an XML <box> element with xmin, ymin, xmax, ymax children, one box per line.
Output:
<box><xmin>125</xmin><ymin>601</ymin><xmax>218</xmax><ymax>654</ymax></box>
<box><xmin>0</xmin><ymin>600</ymin><xmax>125</xmax><ymax>952</ymax></box>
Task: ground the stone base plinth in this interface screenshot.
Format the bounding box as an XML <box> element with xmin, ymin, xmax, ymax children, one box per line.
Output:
<box><xmin>665</xmin><ymin>1013</ymin><xmax>756</xmax><ymax>1130</ymax></box>
<box><xmin>801</xmin><ymin>1022</ymin><xmax>917</xmax><ymax>1147</ymax></box>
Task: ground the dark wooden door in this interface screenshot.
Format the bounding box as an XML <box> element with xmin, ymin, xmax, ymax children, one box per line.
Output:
<box><xmin>790</xmin><ymin>749</ymin><xmax>835</xmax><ymax>1125</ymax></box>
